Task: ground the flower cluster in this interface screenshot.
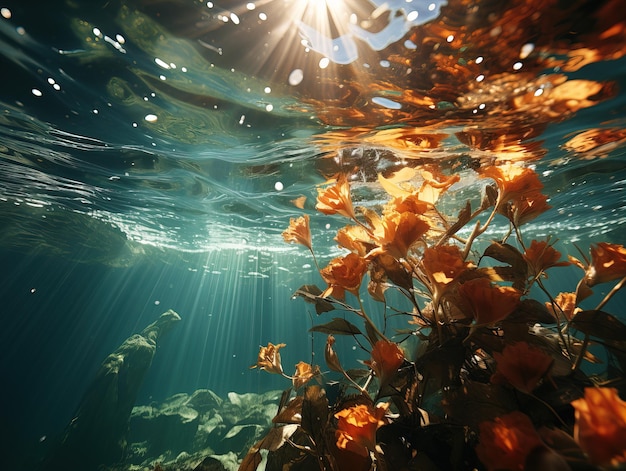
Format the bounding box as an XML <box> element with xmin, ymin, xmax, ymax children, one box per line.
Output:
<box><xmin>244</xmin><ymin>162</ymin><xmax>626</xmax><ymax>471</ymax></box>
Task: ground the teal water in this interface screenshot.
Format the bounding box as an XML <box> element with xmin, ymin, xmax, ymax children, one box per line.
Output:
<box><xmin>1</xmin><ymin>0</ymin><xmax>626</xmax><ymax>469</ymax></box>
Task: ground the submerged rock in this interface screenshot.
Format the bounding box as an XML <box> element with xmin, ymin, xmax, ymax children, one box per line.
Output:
<box><xmin>186</xmin><ymin>389</ymin><xmax>223</xmax><ymax>413</ymax></box>
<box><xmin>106</xmin><ymin>388</ymin><xmax>282</xmax><ymax>471</ymax></box>
<box><xmin>42</xmin><ymin>309</ymin><xmax>181</xmax><ymax>471</ymax></box>
<box><xmin>129</xmin><ymin>396</ymin><xmax>200</xmax><ymax>458</ymax></box>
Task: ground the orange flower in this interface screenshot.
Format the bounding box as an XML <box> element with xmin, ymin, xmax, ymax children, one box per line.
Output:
<box><xmin>292</xmin><ymin>361</ymin><xmax>318</xmax><ymax>389</ymax></box>
<box><xmin>491</xmin><ymin>342</ymin><xmax>553</xmax><ymax>393</ymax></box>
<box><xmin>422</xmin><ymin>244</ymin><xmax>472</xmax><ymax>302</ymax></box>
<box><xmin>374</xmin><ymin>211</ymin><xmax>429</xmax><ymax>260</ymax></box>
<box><xmin>335</xmin><ymin>225</ymin><xmax>372</xmax><ymax>257</ymax></box>
<box><xmin>571</xmin><ymin>387</ymin><xmax>626</xmax><ymax>466</ymax></box>
<box><xmin>480</xmin><ymin>163</ymin><xmax>544</xmax><ymax>209</ymax></box>
<box><xmin>335</xmin><ymin>402</ymin><xmax>389</xmax><ymax>457</ymax></box>
<box><xmin>282</xmin><ymin>215</ymin><xmax>312</xmax><ymax>251</ymax></box>
<box><xmin>251</xmin><ymin>342</ymin><xmax>286</xmax><ymax>375</ymax></box>
<box><xmin>586</xmin><ymin>242</ymin><xmax>626</xmax><ymax>286</ymax></box>
<box><xmin>383</xmin><ymin>194</ymin><xmax>429</xmax><ymax>216</ymax></box>
<box><xmin>545</xmin><ymin>292</ymin><xmax>581</xmax><ymax>321</ymax></box>
<box><xmin>507</xmin><ymin>191</ymin><xmax>551</xmax><ymax>226</ymax></box>
<box><xmin>364</xmin><ymin>340</ymin><xmax>404</xmax><ymax>389</ymax></box>
<box><xmin>316</xmin><ymin>175</ymin><xmax>356</xmax><ymax>220</ymax></box>
<box><xmin>417</xmin><ymin>167</ymin><xmax>461</xmax><ymax>205</ymax></box>
<box><xmin>523</xmin><ymin>239</ymin><xmax>569</xmax><ymax>279</ymax></box>
<box><xmin>457</xmin><ymin>278</ymin><xmax>521</xmax><ymax>325</ymax></box>
<box><xmin>476</xmin><ymin>411</ymin><xmax>544</xmax><ymax>471</ymax></box>
<box><xmin>320</xmin><ymin>252</ymin><xmax>368</xmax><ymax>300</ymax></box>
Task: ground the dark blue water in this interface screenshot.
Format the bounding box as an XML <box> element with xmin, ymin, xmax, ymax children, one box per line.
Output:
<box><xmin>1</xmin><ymin>0</ymin><xmax>626</xmax><ymax>469</ymax></box>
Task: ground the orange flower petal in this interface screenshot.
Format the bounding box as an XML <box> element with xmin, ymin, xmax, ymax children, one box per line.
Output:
<box><xmin>316</xmin><ymin>175</ymin><xmax>356</xmax><ymax>220</ymax></box>
<box><xmin>422</xmin><ymin>244</ymin><xmax>472</xmax><ymax>303</ymax></box>
<box><xmin>457</xmin><ymin>278</ymin><xmax>521</xmax><ymax>325</ymax></box>
<box><xmin>571</xmin><ymin>387</ymin><xmax>626</xmax><ymax>466</ymax></box>
<box><xmin>251</xmin><ymin>342</ymin><xmax>286</xmax><ymax>375</ymax></box>
<box><xmin>586</xmin><ymin>242</ymin><xmax>626</xmax><ymax>286</ymax></box>
<box><xmin>492</xmin><ymin>342</ymin><xmax>553</xmax><ymax>393</ymax></box>
<box><xmin>545</xmin><ymin>292</ymin><xmax>581</xmax><ymax>321</ymax></box>
<box><xmin>523</xmin><ymin>239</ymin><xmax>569</xmax><ymax>278</ymax></box>
<box><xmin>365</xmin><ymin>340</ymin><xmax>404</xmax><ymax>388</ymax></box>
<box><xmin>320</xmin><ymin>253</ymin><xmax>368</xmax><ymax>300</ymax></box>
<box><xmin>335</xmin><ymin>403</ymin><xmax>389</xmax><ymax>457</ymax></box>
<box><xmin>282</xmin><ymin>215</ymin><xmax>312</xmax><ymax>251</ymax></box>
<box><xmin>476</xmin><ymin>411</ymin><xmax>543</xmax><ymax>471</ymax></box>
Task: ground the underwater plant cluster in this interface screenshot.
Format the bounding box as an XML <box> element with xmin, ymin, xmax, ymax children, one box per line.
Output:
<box><xmin>247</xmin><ymin>161</ymin><xmax>626</xmax><ymax>471</ymax></box>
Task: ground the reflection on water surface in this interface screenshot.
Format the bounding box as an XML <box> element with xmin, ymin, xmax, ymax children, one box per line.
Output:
<box><xmin>0</xmin><ymin>0</ymin><xmax>625</xmax><ymax>256</ymax></box>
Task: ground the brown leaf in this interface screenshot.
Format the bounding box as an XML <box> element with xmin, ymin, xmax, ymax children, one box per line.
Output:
<box><xmin>483</xmin><ymin>242</ymin><xmax>527</xmax><ymax>271</ymax></box>
<box><xmin>310</xmin><ymin>318</ymin><xmax>363</xmax><ymax>336</ymax></box>
<box><xmin>238</xmin><ymin>425</ymin><xmax>298</xmax><ymax>471</ymax></box>
<box><xmin>293</xmin><ymin>285</ymin><xmax>335</xmax><ymax>314</ymax></box>
<box><xmin>570</xmin><ymin>309</ymin><xmax>626</xmax><ymax>341</ymax></box>
<box><xmin>301</xmin><ymin>385</ymin><xmax>329</xmax><ymax>447</ymax></box>
<box><xmin>238</xmin><ymin>449</ymin><xmax>262</xmax><ymax>471</ymax></box>
<box><xmin>364</xmin><ymin>319</ymin><xmax>383</xmax><ymax>345</ymax></box>
<box><xmin>372</xmin><ymin>253</ymin><xmax>414</xmax><ymax>293</ymax></box>
<box><xmin>443</xmin><ymin>381</ymin><xmax>516</xmax><ymax>431</ymax></box>
<box><xmin>506</xmin><ymin>299</ymin><xmax>556</xmax><ymax>324</ymax></box>
<box><xmin>484</xmin><ymin>184</ymin><xmax>498</xmax><ymax>208</ymax></box>
<box><xmin>273</xmin><ymin>396</ymin><xmax>304</xmax><ymax>424</ymax></box>
<box><xmin>471</xmin><ymin>266</ymin><xmax>526</xmax><ymax>290</ymax></box>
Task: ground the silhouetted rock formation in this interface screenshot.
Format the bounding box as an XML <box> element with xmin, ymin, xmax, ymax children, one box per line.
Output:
<box><xmin>42</xmin><ymin>309</ymin><xmax>181</xmax><ymax>471</ymax></box>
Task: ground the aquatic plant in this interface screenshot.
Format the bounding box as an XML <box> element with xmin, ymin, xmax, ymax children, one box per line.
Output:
<box><xmin>244</xmin><ymin>161</ymin><xmax>626</xmax><ymax>471</ymax></box>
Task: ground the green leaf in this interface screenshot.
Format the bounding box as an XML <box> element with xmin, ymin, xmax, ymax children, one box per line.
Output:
<box><xmin>570</xmin><ymin>310</ymin><xmax>626</xmax><ymax>341</ymax></box>
<box><xmin>309</xmin><ymin>318</ymin><xmax>363</xmax><ymax>336</ymax></box>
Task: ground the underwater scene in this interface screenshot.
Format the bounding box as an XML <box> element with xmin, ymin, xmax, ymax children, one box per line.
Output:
<box><xmin>1</xmin><ymin>0</ymin><xmax>626</xmax><ymax>470</ymax></box>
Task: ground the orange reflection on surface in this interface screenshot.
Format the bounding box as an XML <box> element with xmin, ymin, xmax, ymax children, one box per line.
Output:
<box><xmin>302</xmin><ymin>0</ymin><xmax>624</xmax><ymax>177</ymax></box>
<box><xmin>564</xmin><ymin>128</ymin><xmax>626</xmax><ymax>158</ymax></box>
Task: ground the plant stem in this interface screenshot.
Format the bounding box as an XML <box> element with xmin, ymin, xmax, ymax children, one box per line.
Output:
<box><xmin>462</xmin><ymin>203</ymin><xmax>499</xmax><ymax>260</ymax></box>
<box><xmin>595</xmin><ymin>275</ymin><xmax>626</xmax><ymax>312</ymax></box>
<box><xmin>358</xmin><ymin>296</ymin><xmax>388</xmax><ymax>343</ymax></box>
<box><xmin>572</xmin><ymin>275</ymin><xmax>626</xmax><ymax>372</ymax></box>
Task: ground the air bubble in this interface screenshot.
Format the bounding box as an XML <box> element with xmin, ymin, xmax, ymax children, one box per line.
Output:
<box><xmin>288</xmin><ymin>69</ymin><xmax>304</xmax><ymax>86</ymax></box>
<box><xmin>520</xmin><ymin>43</ymin><xmax>534</xmax><ymax>59</ymax></box>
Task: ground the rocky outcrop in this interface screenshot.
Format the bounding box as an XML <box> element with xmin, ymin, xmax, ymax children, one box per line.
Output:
<box><xmin>119</xmin><ymin>389</ymin><xmax>282</xmax><ymax>471</ymax></box>
<box><xmin>42</xmin><ymin>309</ymin><xmax>181</xmax><ymax>471</ymax></box>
